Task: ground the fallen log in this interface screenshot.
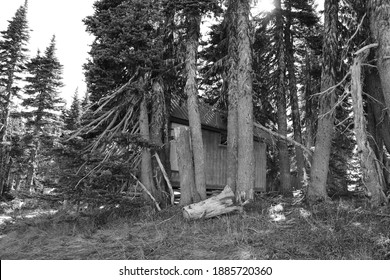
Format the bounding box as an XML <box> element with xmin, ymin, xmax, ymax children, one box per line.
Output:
<box><xmin>182</xmin><ymin>185</ymin><xmax>243</xmax><ymax>220</ymax></box>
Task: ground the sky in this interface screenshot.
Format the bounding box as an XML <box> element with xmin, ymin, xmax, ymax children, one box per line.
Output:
<box><xmin>0</xmin><ymin>0</ymin><xmax>95</xmax><ymax>106</ymax></box>
<box><xmin>0</xmin><ymin>0</ymin><xmax>324</xmax><ymax>107</ymax></box>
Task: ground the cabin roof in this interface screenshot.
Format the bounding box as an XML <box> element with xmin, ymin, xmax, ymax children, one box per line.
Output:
<box><xmin>170</xmin><ymin>99</ymin><xmax>272</xmax><ymax>143</ymax></box>
<box><xmin>170</xmin><ymin>99</ymin><xmax>227</xmax><ymax>131</ymax></box>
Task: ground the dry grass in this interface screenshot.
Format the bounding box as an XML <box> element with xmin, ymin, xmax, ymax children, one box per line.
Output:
<box><xmin>0</xmin><ymin>196</ymin><xmax>389</xmax><ymax>260</ymax></box>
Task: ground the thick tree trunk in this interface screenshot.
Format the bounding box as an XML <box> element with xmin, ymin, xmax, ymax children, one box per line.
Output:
<box><xmin>369</xmin><ymin>0</ymin><xmax>390</xmax><ymax>117</ymax></box>
<box><xmin>275</xmin><ymin>0</ymin><xmax>291</xmax><ymax>196</ymax></box>
<box><xmin>139</xmin><ymin>94</ymin><xmax>157</xmax><ymax>201</ymax></box>
<box><xmin>150</xmin><ymin>80</ymin><xmax>167</xmax><ymax>205</ymax></box>
<box><xmin>174</xmin><ymin>126</ymin><xmax>199</xmax><ymax>206</ymax></box>
<box><xmin>365</xmin><ymin>65</ymin><xmax>390</xmax><ymax>193</ymax></box>
<box><xmin>226</xmin><ymin>0</ymin><xmax>239</xmax><ymax>194</ymax></box>
<box><xmin>365</xmin><ymin>68</ymin><xmax>390</xmax><ymax>153</ymax></box>
<box><xmin>285</xmin><ymin>6</ymin><xmax>304</xmax><ymax>190</ymax></box>
<box><xmin>162</xmin><ymin>9</ymin><xmax>174</xmax><ymax>197</ymax></box>
<box><xmin>184</xmin><ymin>9</ymin><xmax>207</xmax><ymax>201</ymax></box>
<box><xmin>351</xmin><ymin>52</ymin><xmax>388</xmax><ymax>207</ymax></box>
<box><xmin>307</xmin><ymin>0</ymin><xmax>338</xmax><ymax>204</ymax></box>
<box><xmin>236</xmin><ymin>0</ymin><xmax>254</xmax><ymax>202</ymax></box>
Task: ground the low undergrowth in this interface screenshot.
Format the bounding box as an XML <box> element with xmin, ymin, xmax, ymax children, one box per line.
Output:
<box><xmin>0</xmin><ymin>195</ymin><xmax>389</xmax><ymax>260</ymax></box>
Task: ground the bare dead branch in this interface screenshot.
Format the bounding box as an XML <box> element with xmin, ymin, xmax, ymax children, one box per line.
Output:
<box><xmin>354</xmin><ymin>43</ymin><xmax>378</xmax><ymax>56</ymax></box>
<box><xmin>154</xmin><ymin>152</ymin><xmax>175</xmax><ymax>205</ymax></box>
<box><xmin>130</xmin><ymin>172</ymin><xmax>161</xmax><ymax>211</ymax></box>
<box><xmin>253</xmin><ymin>122</ymin><xmax>312</xmax><ymax>156</ymax></box>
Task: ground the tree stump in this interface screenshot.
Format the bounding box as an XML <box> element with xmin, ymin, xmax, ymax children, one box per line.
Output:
<box><xmin>182</xmin><ymin>185</ymin><xmax>243</xmax><ymax>220</ymax></box>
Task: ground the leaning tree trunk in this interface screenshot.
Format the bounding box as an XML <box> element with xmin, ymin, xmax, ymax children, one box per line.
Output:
<box><xmin>307</xmin><ymin>0</ymin><xmax>338</xmax><ymax>204</ymax></box>
<box><xmin>184</xmin><ymin>8</ymin><xmax>207</xmax><ymax>201</ymax></box>
<box><xmin>236</xmin><ymin>0</ymin><xmax>255</xmax><ymax>203</ymax></box>
<box><xmin>285</xmin><ymin>5</ymin><xmax>304</xmax><ymax>191</ymax></box>
<box><xmin>369</xmin><ymin>0</ymin><xmax>390</xmax><ymax>117</ymax></box>
<box><xmin>275</xmin><ymin>0</ymin><xmax>291</xmax><ymax>196</ymax></box>
<box><xmin>226</xmin><ymin>0</ymin><xmax>239</xmax><ymax>194</ymax></box>
<box><xmin>351</xmin><ymin>50</ymin><xmax>388</xmax><ymax>207</ymax></box>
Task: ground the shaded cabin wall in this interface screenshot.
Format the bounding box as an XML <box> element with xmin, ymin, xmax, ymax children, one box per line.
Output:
<box><xmin>170</xmin><ymin>122</ymin><xmax>266</xmax><ymax>192</ymax></box>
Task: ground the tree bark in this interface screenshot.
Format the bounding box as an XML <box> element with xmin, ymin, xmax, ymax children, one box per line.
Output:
<box><xmin>139</xmin><ymin>94</ymin><xmax>157</xmax><ymax>201</ymax></box>
<box><xmin>308</xmin><ymin>0</ymin><xmax>339</xmax><ymax>204</ymax></box>
<box><xmin>174</xmin><ymin>126</ymin><xmax>198</xmax><ymax>206</ymax></box>
<box><xmin>0</xmin><ymin>148</ymin><xmax>11</xmax><ymax>196</ymax></box>
<box><xmin>304</xmin><ymin>50</ymin><xmax>316</xmax><ymax>151</ymax></box>
<box><xmin>150</xmin><ymin>79</ymin><xmax>167</xmax><ymax>205</ymax></box>
<box><xmin>369</xmin><ymin>0</ymin><xmax>390</xmax><ymax>117</ymax></box>
<box><xmin>365</xmin><ymin>68</ymin><xmax>390</xmax><ymax>153</ymax></box>
<box><xmin>275</xmin><ymin>0</ymin><xmax>292</xmax><ymax>196</ymax></box>
<box><xmin>351</xmin><ymin>51</ymin><xmax>388</xmax><ymax>207</ymax></box>
<box><xmin>226</xmin><ymin>0</ymin><xmax>239</xmax><ymax>194</ymax></box>
<box><xmin>365</xmin><ymin>65</ymin><xmax>390</xmax><ymax>192</ymax></box>
<box><xmin>236</xmin><ymin>0</ymin><xmax>255</xmax><ymax>202</ymax></box>
<box><xmin>285</xmin><ymin>4</ymin><xmax>304</xmax><ymax>191</ymax></box>
<box><xmin>184</xmin><ymin>9</ymin><xmax>207</xmax><ymax>201</ymax></box>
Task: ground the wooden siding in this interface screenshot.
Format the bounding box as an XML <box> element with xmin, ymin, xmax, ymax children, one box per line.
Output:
<box><xmin>170</xmin><ymin>122</ymin><xmax>266</xmax><ymax>192</ymax></box>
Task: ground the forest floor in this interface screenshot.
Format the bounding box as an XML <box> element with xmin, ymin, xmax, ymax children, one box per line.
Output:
<box><xmin>0</xmin><ymin>194</ymin><xmax>390</xmax><ymax>260</ymax></box>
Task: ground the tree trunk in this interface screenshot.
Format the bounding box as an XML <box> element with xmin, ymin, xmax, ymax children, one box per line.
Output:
<box><xmin>275</xmin><ymin>0</ymin><xmax>291</xmax><ymax>196</ymax></box>
<box><xmin>236</xmin><ymin>0</ymin><xmax>254</xmax><ymax>202</ymax></box>
<box><xmin>307</xmin><ymin>0</ymin><xmax>338</xmax><ymax>204</ymax></box>
<box><xmin>150</xmin><ymin>79</ymin><xmax>167</xmax><ymax>205</ymax></box>
<box><xmin>304</xmin><ymin>50</ymin><xmax>316</xmax><ymax>152</ymax></box>
<box><xmin>184</xmin><ymin>9</ymin><xmax>207</xmax><ymax>201</ymax></box>
<box><xmin>226</xmin><ymin>0</ymin><xmax>239</xmax><ymax>194</ymax></box>
<box><xmin>351</xmin><ymin>51</ymin><xmax>388</xmax><ymax>207</ymax></box>
<box><xmin>369</xmin><ymin>0</ymin><xmax>390</xmax><ymax>117</ymax></box>
<box><xmin>0</xmin><ymin>75</ymin><xmax>14</xmax><ymax>196</ymax></box>
<box><xmin>365</xmin><ymin>64</ymin><xmax>390</xmax><ymax>193</ymax></box>
<box><xmin>0</xmin><ymin>149</ymin><xmax>11</xmax><ymax>196</ymax></box>
<box><xmin>365</xmin><ymin>68</ymin><xmax>390</xmax><ymax>153</ymax></box>
<box><xmin>139</xmin><ymin>94</ymin><xmax>157</xmax><ymax>201</ymax></box>
<box><xmin>285</xmin><ymin>4</ymin><xmax>304</xmax><ymax>190</ymax></box>
<box><xmin>26</xmin><ymin>138</ymin><xmax>39</xmax><ymax>192</ymax></box>
<box><xmin>174</xmin><ymin>126</ymin><xmax>199</xmax><ymax>206</ymax></box>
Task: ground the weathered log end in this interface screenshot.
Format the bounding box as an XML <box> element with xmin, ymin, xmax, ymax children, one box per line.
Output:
<box><xmin>182</xmin><ymin>185</ymin><xmax>243</xmax><ymax>220</ymax></box>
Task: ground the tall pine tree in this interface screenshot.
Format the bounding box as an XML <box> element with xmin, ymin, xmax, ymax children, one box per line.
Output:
<box><xmin>21</xmin><ymin>36</ymin><xmax>64</xmax><ymax>190</ymax></box>
<box><xmin>0</xmin><ymin>1</ymin><xmax>29</xmax><ymax>197</ymax></box>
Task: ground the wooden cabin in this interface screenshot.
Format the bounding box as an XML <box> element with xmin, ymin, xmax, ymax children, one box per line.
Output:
<box><xmin>169</xmin><ymin>101</ymin><xmax>268</xmax><ymax>192</ymax></box>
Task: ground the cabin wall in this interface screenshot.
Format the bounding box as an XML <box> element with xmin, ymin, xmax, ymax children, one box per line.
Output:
<box><xmin>170</xmin><ymin>122</ymin><xmax>266</xmax><ymax>192</ymax></box>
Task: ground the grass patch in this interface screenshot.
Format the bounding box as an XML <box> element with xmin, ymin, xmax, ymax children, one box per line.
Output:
<box><xmin>0</xmin><ymin>196</ymin><xmax>389</xmax><ymax>259</ymax></box>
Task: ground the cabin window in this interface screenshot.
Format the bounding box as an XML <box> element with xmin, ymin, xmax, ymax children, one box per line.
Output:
<box><xmin>220</xmin><ymin>133</ymin><xmax>227</xmax><ymax>146</ymax></box>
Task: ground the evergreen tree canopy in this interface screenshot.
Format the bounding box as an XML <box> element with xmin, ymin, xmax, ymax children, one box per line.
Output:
<box><xmin>83</xmin><ymin>0</ymin><xmax>168</xmax><ymax>104</ymax></box>
<box><xmin>0</xmin><ymin>1</ymin><xmax>29</xmax><ymax>98</ymax></box>
<box><xmin>64</xmin><ymin>88</ymin><xmax>82</xmax><ymax>131</ymax></box>
<box><xmin>22</xmin><ymin>36</ymin><xmax>64</xmax><ymax>131</ymax></box>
